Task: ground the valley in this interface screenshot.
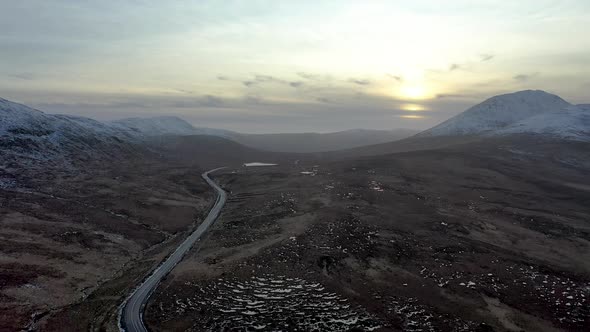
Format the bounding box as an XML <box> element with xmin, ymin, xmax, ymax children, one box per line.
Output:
<box><xmin>144</xmin><ymin>140</ymin><xmax>590</xmax><ymax>332</ymax></box>
<box><xmin>3</xmin><ymin>2</ymin><xmax>590</xmax><ymax>331</ymax></box>
<box><xmin>0</xmin><ymin>90</ymin><xmax>589</xmax><ymax>331</ymax></box>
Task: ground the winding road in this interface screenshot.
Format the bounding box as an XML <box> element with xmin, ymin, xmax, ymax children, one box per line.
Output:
<box><xmin>121</xmin><ymin>167</ymin><xmax>227</xmax><ymax>332</ymax></box>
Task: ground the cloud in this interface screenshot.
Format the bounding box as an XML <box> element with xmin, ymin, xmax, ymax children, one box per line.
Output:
<box><xmin>254</xmin><ymin>74</ymin><xmax>281</xmax><ymax>83</ymax></box>
<box><xmin>157</xmin><ymin>94</ymin><xmax>227</xmax><ymax>108</ymax></box>
<box><xmin>242</xmin><ymin>96</ymin><xmax>264</xmax><ymax>105</ymax></box>
<box><xmin>7</xmin><ymin>73</ymin><xmax>36</xmax><ymax>80</ymax></box>
<box><xmin>217</xmin><ymin>75</ymin><xmax>229</xmax><ymax>81</ymax></box>
<box><xmin>387</xmin><ymin>74</ymin><xmax>403</xmax><ymax>82</ymax></box>
<box><xmin>174</xmin><ymin>88</ymin><xmax>194</xmax><ymax>94</ymax></box>
<box><xmin>348</xmin><ymin>78</ymin><xmax>371</xmax><ymax>86</ymax></box>
<box><xmin>449</xmin><ymin>63</ymin><xmax>461</xmax><ymax>71</ymax></box>
<box><xmin>296</xmin><ymin>72</ymin><xmax>331</xmax><ymax>81</ymax></box>
<box><xmin>436</xmin><ymin>93</ymin><xmax>469</xmax><ymax>99</ymax></box>
<box><xmin>202</xmin><ymin>95</ymin><xmax>225</xmax><ymax>107</ymax></box>
<box><xmin>31</xmin><ymin>93</ymin><xmax>275</xmax><ymax>111</ymax></box>
<box><xmin>289</xmin><ymin>81</ymin><xmax>304</xmax><ymax>88</ymax></box>
<box><xmin>242</xmin><ymin>74</ymin><xmax>294</xmax><ymax>87</ymax></box>
<box><xmin>479</xmin><ymin>54</ymin><xmax>495</xmax><ymax>62</ymax></box>
<box><xmin>513</xmin><ymin>73</ymin><xmax>539</xmax><ymax>82</ymax></box>
<box><xmin>241</xmin><ymin>74</ymin><xmax>305</xmax><ymax>89</ymax></box>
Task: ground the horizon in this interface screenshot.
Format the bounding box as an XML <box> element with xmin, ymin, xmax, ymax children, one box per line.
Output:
<box><xmin>2</xmin><ymin>88</ymin><xmax>583</xmax><ymax>135</ymax></box>
<box><xmin>1</xmin><ymin>1</ymin><xmax>589</xmax><ymax>133</ymax></box>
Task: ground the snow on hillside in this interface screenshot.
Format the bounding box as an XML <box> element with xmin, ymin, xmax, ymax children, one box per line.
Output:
<box><xmin>110</xmin><ymin>116</ymin><xmax>237</xmax><ymax>137</ymax></box>
<box><xmin>110</xmin><ymin>116</ymin><xmax>198</xmax><ymax>136</ymax></box>
<box><xmin>0</xmin><ymin>98</ymin><xmax>237</xmax><ymax>168</ymax></box>
<box><xmin>0</xmin><ymin>98</ymin><xmax>126</xmax><ymax>138</ymax></box>
<box><xmin>496</xmin><ymin>105</ymin><xmax>590</xmax><ymax>141</ymax></box>
<box><xmin>0</xmin><ymin>98</ymin><xmax>136</xmax><ymax>166</ymax></box>
<box><xmin>419</xmin><ymin>90</ymin><xmax>571</xmax><ymax>136</ymax></box>
<box><xmin>0</xmin><ymin>98</ymin><xmax>123</xmax><ymax>142</ymax></box>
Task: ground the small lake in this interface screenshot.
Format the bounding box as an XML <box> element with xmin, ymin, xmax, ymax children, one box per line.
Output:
<box><xmin>243</xmin><ymin>162</ymin><xmax>278</xmax><ymax>167</ymax></box>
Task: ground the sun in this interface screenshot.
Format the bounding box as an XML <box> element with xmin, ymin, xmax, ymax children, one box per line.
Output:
<box><xmin>399</xmin><ymin>84</ymin><xmax>427</xmax><ymax>100</ymax></box>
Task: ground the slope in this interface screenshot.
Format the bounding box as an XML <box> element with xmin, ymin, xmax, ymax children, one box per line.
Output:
<box><xmin>419</xmin><ymin>90</ymin><xmax>571</xmax><ymax>136</ymax></box>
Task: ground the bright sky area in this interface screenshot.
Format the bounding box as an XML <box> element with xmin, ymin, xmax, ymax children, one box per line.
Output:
<box><xmin>1</xmin><ymin>1</ymin><xmax>589</xmax><ymax>132</ymax></box>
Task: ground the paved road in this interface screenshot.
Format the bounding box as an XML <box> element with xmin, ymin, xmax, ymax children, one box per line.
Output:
<box><xmin>121</xmin><ymin>167</ymin><xmax>227</xmax><ymax>332</ymax></box>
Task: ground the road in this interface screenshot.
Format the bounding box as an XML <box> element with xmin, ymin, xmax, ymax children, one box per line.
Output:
<box><xmin>121</xmin><ymin>167</ymin><xmax>227</xmax><ymax>332</ymax></box>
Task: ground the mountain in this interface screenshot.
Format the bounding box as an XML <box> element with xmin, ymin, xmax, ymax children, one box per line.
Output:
<box><xmin>419</xmin><ymin>90</ymin><xmax>571</xmax><ymax>137</ymax></box>
<box><xmin>0</xmin><ymin>98</ymin><xmax>293</xmax><ymax>171</ymax></box>
<box><xmin>110</xmin><ymin>116</ymin><xmax>200</xmax><ymax>136</ymax></box>
<box><xmin>146</xmin><ymin>135</ymin><xmax>295</xmax><ymax>168</ymax></box>
<box><xmin>496</xmin><ymin>105</ymin><xmax>590</xmax><ymax>141</ymax></box>
<box><xmin>0</xmin><ymin>98</ymin><xmax>140</xmax><ymax>168</ymax></box>
<box><xmin>229</xmin><ymin>128</ymin><xmax>418</xmax><ymax>153</ymax></box>
<box><xmin>326</xmin><ymin>90</ymin><xmax>589</xmax><ymax>159</ymax></box>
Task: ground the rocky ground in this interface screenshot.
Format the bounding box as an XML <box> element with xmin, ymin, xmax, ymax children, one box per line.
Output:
<box><xmin>146</xmin><ymin>143</ymin><xmax>590</xmax><ymax>332</ymax></box>
<box><xmin>0</xmin><ymin>160</ymin><xmax>213</xmax><ymax>331</ymax></box>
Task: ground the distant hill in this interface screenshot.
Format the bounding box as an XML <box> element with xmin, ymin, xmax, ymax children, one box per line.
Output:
<box><xmin>110</xmin><ymin>116</ymin><xmax>236</xmax><ymax>138</ymax></box>
<box><xmin>110</xmin><ymin>116</ymin><xmax>198</xmax><ymax>136</ymax></box>
<box><xmin>146</xmin><ymin>135</ymin><xmax>296</xmax><ymax>168</ymax></box>
<box><xmin>110</xmin><ymin>115</ymin><xmax>418</xmax><ymax>153</ymax></box>
<box><xmin>229</xmin><ymin>128</ymin><xmax>418</xmax><ymax>153</ymax></box>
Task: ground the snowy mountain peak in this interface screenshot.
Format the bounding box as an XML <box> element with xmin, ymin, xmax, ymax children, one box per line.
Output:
<box><xmin>419</xmin><ymin>90</ymin><xmax>571</xmax><ymax>136</ymax></box>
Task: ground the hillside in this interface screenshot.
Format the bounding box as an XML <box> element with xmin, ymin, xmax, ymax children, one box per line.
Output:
<box><xmin>0</xmin><ymin>98</ymin><xmax>141</xmax><ymax>169</ymax></box>
<box><xmin>325</xmin><ymin>90</ymin><xmax>589</xmax><ymax>159</ymax></box>
<box><xmin>496</xmin><ymin>105</ymin><xmax>590</xmax><ymax>141</ymax></box>
<box><xmin>110</xmin><ymin>116</ymin><xmax>198</xmax><ymax>136</ymax></box>
<box><xmin>146</xmin><ymin>135</ymin><xmax>295</xmax><ymax>168</ymax></box>
<box><xmin>419</xmin><ymin>90</ymin><xmax>571</xmax><ymax>136</ymax></box>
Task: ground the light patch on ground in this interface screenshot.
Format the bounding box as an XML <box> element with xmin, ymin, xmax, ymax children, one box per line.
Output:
<box><xmin>164</xmin><ymin>275</ymin><xmax>382</xmax><ymax>331</ymax></box>
<box><xmin>243</xmin><ymin>162</ymin><xmax>278</xmax><ymax>167</ymax></box>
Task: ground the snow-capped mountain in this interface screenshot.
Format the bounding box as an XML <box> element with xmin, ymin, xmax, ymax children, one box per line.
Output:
<box><xmin>0</xmin><ymin>99</ymin><xmax>243</xmax><ymax>168</ymax></box>
<box><xmin>0</xmin><ymin>98</ymin><xmax>140</xmax><ymax>167</ymax></box>
<box><xmin>418</xmin><ymin>90</ymin><xmax>589</xmax><ymax>141</ymax></box>
<box><xmin>496</xmin><ymin>105</ymin><xmax>590</xmax><ymax>141</ymax></box>
<box><xmin>419</xmin><ymin>90</ymin><xmax>571</xmax><ymax>136</ymax></box>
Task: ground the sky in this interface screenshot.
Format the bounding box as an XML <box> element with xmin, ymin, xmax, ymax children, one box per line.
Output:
<box><xmin>1</xmin><ymin>1</ymin><xmax>589</xmax><ymax>133</ymax></box>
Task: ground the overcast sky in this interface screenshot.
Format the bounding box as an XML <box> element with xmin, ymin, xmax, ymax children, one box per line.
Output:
<box><xmin>1</xmin><ymin>1</ymin><xmax>589</xmax><ymax>133</ymax></box>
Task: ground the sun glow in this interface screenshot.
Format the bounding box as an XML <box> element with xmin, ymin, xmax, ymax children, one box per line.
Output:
<box><xmin>399</xmin><ymin>84</ymin><xmax>428</xmax><ymax>100</ymax></box>
<box><xmin>398</xmin><ymin>114</ymin><xmax>425</xmax><ymax>119</ymax></box>
<box><xmin>401</xmin><ymin>103</ymin><xmax>427</xmax><ymax>111</ymax></box>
